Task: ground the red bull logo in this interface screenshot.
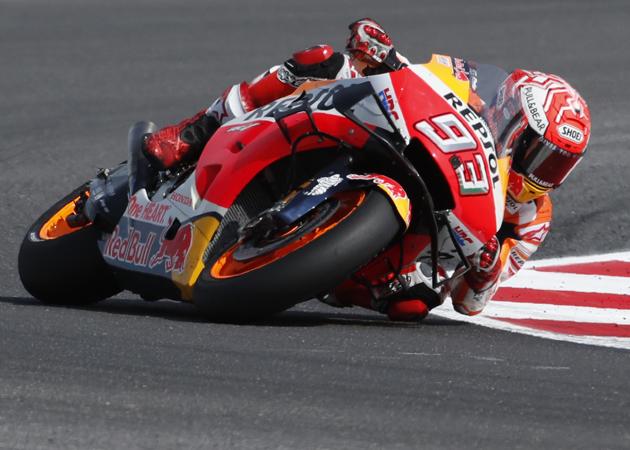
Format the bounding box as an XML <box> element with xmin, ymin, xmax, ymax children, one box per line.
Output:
<box><xmin>347</xmin><ymin>173</ymin><xmax>407</xmax><ymax>200</ymax></box>
<box><xmin>149</xmin><ymin>223</ymin><xmax>193</xmax><ymax>273</ymax></box>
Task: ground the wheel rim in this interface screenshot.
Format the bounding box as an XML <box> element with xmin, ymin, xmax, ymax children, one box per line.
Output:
<box><xmin>39</xmin><ymin>192</ymin><xmax>91</xmax><ymax>240</ymax></box>
<box><xmin>210</xmin><ymin>190</ymin><xmax>366</xmax><ymax>279</ymax></box>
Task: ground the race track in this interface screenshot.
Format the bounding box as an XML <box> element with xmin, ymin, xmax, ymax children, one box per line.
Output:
<box><xmin>1</xmin><ymin>1</ymin><xmax>629</xmax><ymax>448</ymax></box>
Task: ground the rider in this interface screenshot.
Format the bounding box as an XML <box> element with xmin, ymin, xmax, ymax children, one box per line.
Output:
<box><xmin>143</xmin><ymin>18</ymin><xmax>591</xmax><ymax>321</ymax></box>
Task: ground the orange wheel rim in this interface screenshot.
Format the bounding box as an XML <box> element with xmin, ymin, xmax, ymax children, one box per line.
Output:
<box><xmin>39</xmin><ymin>192</ymin><xmax>91</xmax><ymax>240</ymax></box>
<box><xmin>210</xmin><ymin>190</ymin><xmax>366</xmax><ymax>279</ymax></box>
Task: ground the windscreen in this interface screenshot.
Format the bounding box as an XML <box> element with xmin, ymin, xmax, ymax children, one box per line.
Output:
<box><xmin>468</xmin><ymin>62</ymin><xmax>520</xmax><ymax>159</ymax></box>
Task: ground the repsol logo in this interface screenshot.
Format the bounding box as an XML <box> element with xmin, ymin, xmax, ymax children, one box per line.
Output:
<box><xmin>443</xmin><ymin>92</ymin><xmax>500</xmax><ymax>188</ymax></box>
<box><xmin>241</xmin><ymin>84</ymin><xmax>347</xmax><ymax>121</ymax></box>
<box><xmin>558</xmin><ymin>124</ymin><xmax>584</xmax><ymax>144</ymax></box>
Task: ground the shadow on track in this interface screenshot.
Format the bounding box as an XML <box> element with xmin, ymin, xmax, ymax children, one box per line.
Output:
<box><xmin>0</xmin><ymin>296</ymin><xmax>465</xmax><ymax>328</ymax></box>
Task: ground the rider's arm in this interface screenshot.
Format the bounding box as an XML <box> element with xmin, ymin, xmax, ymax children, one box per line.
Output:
<box><xmin>450</xmin><ymin>194</ymin><xmax>553</xmax><ymax>315</ymax></box>
<box><xmin>206</xmin><ymin>45</ymin><xmax>352</xmax><ymax>124</ymax></box>
<box><xmin>497</xmin><ymin>193</ymin><xmax>553</xmax><ymax>282</ymax></box>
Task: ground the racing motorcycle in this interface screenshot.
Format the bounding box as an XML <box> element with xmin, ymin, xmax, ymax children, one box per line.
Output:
<box><xmin>18</xmin><ymin>55</ymin><xmax>512</xmax><ymax>321</ymax></box>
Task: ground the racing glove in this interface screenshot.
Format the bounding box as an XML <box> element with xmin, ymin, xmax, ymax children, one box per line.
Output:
<box><xmin>450</xmin><ymin>235</ymin><xmax>502</xmax><ymax>315</ymax></box>
<box><xmin>464</xmin><ymin>235</ymin><xmax>502</xmax><ymax>292</ymax></box>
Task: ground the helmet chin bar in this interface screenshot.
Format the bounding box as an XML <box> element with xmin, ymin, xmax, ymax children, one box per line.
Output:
<box><xmin>508</xmin><ymin>171</ymin><xmax>551</xmax><ymax>203</ymax></box>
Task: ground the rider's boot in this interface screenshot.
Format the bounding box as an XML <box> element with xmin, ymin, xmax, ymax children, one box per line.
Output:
<box><xmin>143</xmin><ymin>111</ymin><xmax>220</xmax><ymax>170</ymax></box>
<box><xmin>331</xmin><ymin>271</ymin><xmax>444</xmax><ymax>322</ymax></box>
<box><xmin>385</xmin><ymin>281</ymin><xmax>444</xmax><ymax>321</ymax></box>
<box><xmin>386</xmin><ymin>298</ymin><xmax>429</xmax><ymax>321</ymax></box>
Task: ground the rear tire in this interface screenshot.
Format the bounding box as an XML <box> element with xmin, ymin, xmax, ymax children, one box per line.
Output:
<box><xmin>194</xmin><ymin>190</ymin><xmax>402</xmax><ymax>321</ymax></box>
<box><xmin>18</xmin><ymin>185</ymin><xmax>121</xmax><ymax>305</ymax></box>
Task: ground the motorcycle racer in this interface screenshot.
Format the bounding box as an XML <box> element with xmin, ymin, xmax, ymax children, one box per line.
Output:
<box><xmin>142</xmin><ymin>19</ymin><xmax>591</xmax><ymax>322</ymax></box>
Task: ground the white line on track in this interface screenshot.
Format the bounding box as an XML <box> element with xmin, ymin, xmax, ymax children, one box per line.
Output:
<box><xmin>523</xmin><ymin>250</ymin><xmax>630</xmax><ymax>268</ymax></box>
<box><xmin>501</xmin><ymin>270</ymin><xmax>630</xmax><ymax>294</ymax></box>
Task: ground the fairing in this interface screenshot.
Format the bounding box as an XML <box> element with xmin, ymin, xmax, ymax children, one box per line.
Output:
<box><xmin>100</xmin><ymin>53</ymin><xmax>517</xmax><ymax>299</ymax></box>
<box><xmin>195</xmin><ymin>55</ymin><xmax>514</xmax><ymax>255</ymax></box>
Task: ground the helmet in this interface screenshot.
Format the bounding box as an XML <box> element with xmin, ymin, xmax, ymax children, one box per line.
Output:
<box><xmin>346</xmin><ymin>18</ymin><xmax>393</xmax><ymax>66</ymax></box>
<box><xmin>506</xmin><ymin>70</ymin><xmax>591</xmax><ymax>203</ymax></box>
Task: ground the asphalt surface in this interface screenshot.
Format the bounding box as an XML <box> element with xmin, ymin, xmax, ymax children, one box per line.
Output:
<box><xmin>1</xmin><ymin>1</ymin><xmax>629</xmax><ymax>449</ymax></box>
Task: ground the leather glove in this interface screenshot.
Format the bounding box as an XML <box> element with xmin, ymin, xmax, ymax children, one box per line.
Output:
<box><xmin>464</xmin><ymin>235</ymin><xmax>502</xmax><ymax>293</ymax></box>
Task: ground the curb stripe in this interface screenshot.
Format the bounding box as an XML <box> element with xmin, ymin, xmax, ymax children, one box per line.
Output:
<box><xmin>502</xmin><ymin>270</ymin><xmax>630</xmax><ymax>295</ymax></box>
<box><xmin>495</xmin><ymin>287</ymin><xmax>630</xmax><ymax>309</ymax></box>
<box><xmin>534</xmin><ymin>261</ymin><xmax>630</xmax><ymax>277</ymax></box>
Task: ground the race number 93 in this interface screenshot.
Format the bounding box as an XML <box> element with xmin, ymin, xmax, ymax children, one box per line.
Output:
<box><xmin>414</xmin><ymin>113</ymin><xmax>477</xmax><ymax>153</ymax></box>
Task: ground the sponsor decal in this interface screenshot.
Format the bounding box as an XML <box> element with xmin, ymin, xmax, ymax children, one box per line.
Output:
<box><xmin>227</xmin><ymin>122</ymin><xmax>261</xmax><ymax>133</ymax></box>
<box><xmin>509</xmin><ymin>247</ymin><xmax>527</xmax><ymax>268</ymax></box>
<box><xmin>451</xmin><ymin>57</ymin><xmax>470</xmax><ymax>82</ymax></box>
<box><xmin>415</xmin><ymin>113</ymin><xmax>477</xmax><ymax>153</ymax></box>
<box><xmin>436</xmin><ymin>54</ymin><xmax>452</xmax><ymax>67</ymax></box>
<box><xmin>170</xmin><ymin>192</ymin><xmax>193</xmax><ymax>208</ymax></box>
<box><xmin>276</xmin><ymin>65</ymin><xmax>301</xmax><ymax>88</ymax></box>
<box><xmin>148</xmin><ymin>223</ymin><xmax>193</xmax><ymax>273</ymax></box>
<box><xmin>528</xmin><ymin>173</ymin><xmax>554</xmax><ymax>189</ymax></box>
<box><xmin>454</xmin><ymin>225</ymin><xmax>474</xmax><ymax>245</ymax></box>
<box><xmin>557</xmin><ymin>123</ymin><xmax>583</xmax><ymax>144</ymax></box>
<box><xmin>378</xmin><ymin>88</ymin><xmax>400</xmax><ymax>120</ymax></box>
<box><xmin>521</xmin><ymin>85</ymin><xmax>549</xmax><ymax>133</ymax></box>
<box><xmin>454</xmin><ymin>153</ymin><xmax>490</xmax><ymax>195</ymax></box>
<box><xmin>519</xmin><ymin>223</ymin><xmax>550</xmax><ymax>244</ymax></box>
<box><xmin>442</xmin><ymin>93</ymin><xmax>500</xmax><ymax>188</ymax></box>
<box><xmin>469</xmin><ymin>67</ymin><xmax>479</xmax><ymax>91</ymax></box>
<box><xmin>505</xmin><ymin>194</ymin><xmax>521</xmax><ymax>214</ymax></box>
<box><xmin>496</xmin><ymin>84</ymin><xmax>507</xmax><ymax>108</ymax></box>
<box><xmin>103</xmin><ymin>225</ymin><xmax>157</xmax><ymax>267</ymax></box>
<box><xmin>346</xmin><ymin>174</ymin><xmax>407</xmax><ymax>200</ymax></box>
<box><xmin>242</xmin><ymin>84</ymin><xmax>346</xmax><ymax>121</ymax></box>
<box><xmin>305</xmin><ymin>174</ymin><xmax>343</xmax><ymax>196</ymax></box>
<box><xmin>126</xmin><ymin>196</ymin><xmax>171</xmax><ymax>226</ymax></box>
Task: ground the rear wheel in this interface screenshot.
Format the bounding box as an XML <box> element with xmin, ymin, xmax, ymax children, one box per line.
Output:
<box><xmin>194</xmin><ymin>189</ymin><xmax>402</xmax><ymax>321</ymax></box>
<box><xmin>18</xmin><ymin>185</ymin><xmax>121</xmax><ymax>304</ymax></box>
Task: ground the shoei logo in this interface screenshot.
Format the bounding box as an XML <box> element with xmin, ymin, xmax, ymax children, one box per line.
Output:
<box><xmin>557</xmin><ymin>124</ymin><xmax>584</xmax><ymax>144</ymax></box>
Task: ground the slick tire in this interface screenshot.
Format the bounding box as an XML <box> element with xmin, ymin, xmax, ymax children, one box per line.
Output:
<box><xmin>18</xmin><ymin>185</ymin><xmax>121</xmax><ymax>305</ymax></box>
<box><xmin>194</xmin><ymin>189</ymin><xmax>402</xmax><ymax>322</ymax></box>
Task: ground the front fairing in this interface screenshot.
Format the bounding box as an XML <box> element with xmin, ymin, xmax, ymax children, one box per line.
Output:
<box><xmin>390</xmin><ymin>55</ymin><xmax>512</xmax><ymax>254</ymax></box>
<box><xmin>195</xmin><ymin>58</ymin><xmax>513</xmax><ymax>257</ymax></box>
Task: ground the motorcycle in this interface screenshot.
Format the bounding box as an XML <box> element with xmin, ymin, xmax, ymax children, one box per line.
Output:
<box><xmin>18</xmin><ymin>54</ymin><xmax>513</xmax><ymax>321</ymax></box>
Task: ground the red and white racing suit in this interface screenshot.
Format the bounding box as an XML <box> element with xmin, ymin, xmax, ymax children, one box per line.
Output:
<box><xmin>146</xmin><ymin>46</ymin><xmax>551</xmax><ymax>319</ymax></box>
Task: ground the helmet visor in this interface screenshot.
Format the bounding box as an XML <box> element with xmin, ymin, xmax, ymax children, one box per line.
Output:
<box><xmin>513</xmin><ymin>127</ymin><xmax>582</xmax><ymax>189</ymax></box>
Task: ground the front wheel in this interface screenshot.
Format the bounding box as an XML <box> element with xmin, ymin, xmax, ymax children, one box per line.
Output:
<box><xmin>18</xmin><ymin>184</ymin><xmax>121</xmax><ymax>305</ymax></box>
<box><xmin>193</xmin><ymin>189</ymin><xmax>402</xmax><ymax>321</ymax></box>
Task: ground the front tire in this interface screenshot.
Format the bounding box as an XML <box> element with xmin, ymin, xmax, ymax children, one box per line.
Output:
<box><xmin>18</xmin><ymin>185</ymin><xmax>121</xmax><ymax>305</ymax></box>
<box><xmin>194</xmin><ymin>189</ymin><xmax>402</xmax><ymax>321</ymax></box>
